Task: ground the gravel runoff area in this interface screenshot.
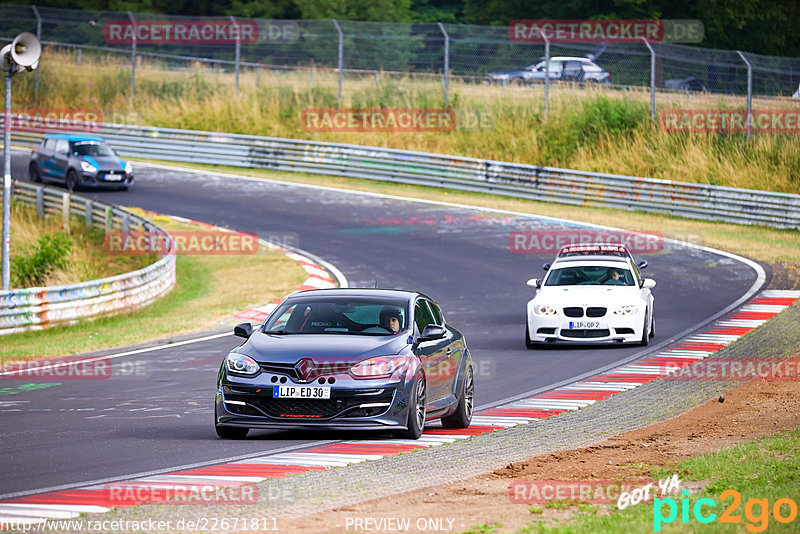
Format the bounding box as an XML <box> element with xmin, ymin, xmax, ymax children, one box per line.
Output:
<box><xmin>41</xmin><ymin>301</ymin><xmax>800</xmax><ymax>534</ymax></box>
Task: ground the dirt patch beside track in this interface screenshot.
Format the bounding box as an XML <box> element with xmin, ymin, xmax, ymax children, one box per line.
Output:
<box><xmin>283</xmin><ymin>372</ymin><xmax>800</xmax><ymax>533</ymax></box>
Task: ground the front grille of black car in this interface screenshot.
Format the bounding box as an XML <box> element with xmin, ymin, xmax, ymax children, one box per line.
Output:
<box><xmin>225</xmin><ymin>392</ymin><xmax>394</xmax><ymax>419</ymax></box>
<box><xmin>561</xmin><ymin>329</ymin><xmax>610</xmax><ymax>339</ymax></box>
<box><xmin>259</xmin><ymin>362</ymin><xmax>300</xmax><ymax>380</ymax></box>
<box><xmin>563</xmin><ymin>307</ymin><xmax>583</xmax><ymax>318</ymax></box>
<box><xmin>586</xmin><ymin>307</ymin><xmax>607</xmax><ymax>317</ymax></box>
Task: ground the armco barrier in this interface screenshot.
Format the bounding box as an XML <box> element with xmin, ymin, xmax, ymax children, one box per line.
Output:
<box><xmin>0</xmin><ymin>181</ymin><xmax>176</xmax><ymax>335</ymax></box>
<box><xmin>9</xmin><ymin>121</ymin><xmax>800</xmax><ymax>229</ymax></box>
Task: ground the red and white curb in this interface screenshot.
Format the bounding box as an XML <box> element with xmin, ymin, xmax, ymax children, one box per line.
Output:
<box><xmin>153</xmin><ymin>213</ymin><xmax>342</xmax><ymax>324</ymax></box>
<box><xmin>2</xmin><ymin>290</ymin><xmax>797</xmax><ymax>526</ymax></box>
<box><xmin>233</xmin><ymin>250</ymin><xmax>339</xmax><ymax>324</ymax></box>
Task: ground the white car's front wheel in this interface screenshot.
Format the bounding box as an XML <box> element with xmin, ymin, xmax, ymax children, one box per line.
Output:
<box><xmin>640</xmin><ymin>311</ymin><xmax>650</xmax><ymax>346</ymax></box>
<box><xmin>525</xmin><ymin>322</ymin><xmax>538</xmax><ymax>349</ymax></box>
<box><xmin>650</xmin><ymin>310</ymin><xmax>655</xmax><ymax>338</ymax></box>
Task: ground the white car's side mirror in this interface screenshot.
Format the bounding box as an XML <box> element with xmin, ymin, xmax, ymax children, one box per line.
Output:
<box><xmin>527</xmin><ymin>278</ymin><xmax>541</xmax><ymax>289</ymax></box>
<box><xmin>642</xmin><ymin>279</ymin><xmax>656</xmax><ymax>289</ymax></box>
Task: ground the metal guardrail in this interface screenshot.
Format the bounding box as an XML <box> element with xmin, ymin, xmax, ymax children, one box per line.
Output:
<box><xmin>0</xmin><ymin>181</ymin><xmax>176</xmax><ymax>335</ymax></box>
<box><xmin>9</xmin><ymin>121</ymin><xmax>800</xmax><ymax>229</ymax></box>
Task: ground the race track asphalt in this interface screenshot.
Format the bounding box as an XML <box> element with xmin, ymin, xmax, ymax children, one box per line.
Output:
<box><xmin>0</xmin><ymin>155</ymin><xmax>761</xmax><ymax>497</ymax></box>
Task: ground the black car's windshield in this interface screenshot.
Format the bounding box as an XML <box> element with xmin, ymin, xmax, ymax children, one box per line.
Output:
<box><xmin>72</xmin><ymin>142</ymin><xmax>114</xmax><ymax>157</ymax></box>
<box><xmin>545</xmin><ymin>266</ymin><xmax>635</xmax><ymax>286</ymax></box>
<box><xmin>263</xmin><ymin>297</ymin><xmax>409</xmax><ymax>335</ymax></box>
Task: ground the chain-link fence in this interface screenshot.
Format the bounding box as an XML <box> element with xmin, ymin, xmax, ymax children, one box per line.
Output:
<box><xmin>2</xmin><ymin>4</ymin><xmax>799</xmax><ymax>124</ymax></box>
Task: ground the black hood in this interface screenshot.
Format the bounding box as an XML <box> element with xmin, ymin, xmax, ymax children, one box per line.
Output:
<box><xmin>236</xmin><ymin>332</ymin><xmax>409</xmax><ymax>365</ymax></box>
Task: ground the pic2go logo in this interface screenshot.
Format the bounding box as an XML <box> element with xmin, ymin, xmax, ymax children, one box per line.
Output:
<box><xmin>654</xmin><ymin>489</ymin><xmax>798</xmax><ymax>532</ymax></box>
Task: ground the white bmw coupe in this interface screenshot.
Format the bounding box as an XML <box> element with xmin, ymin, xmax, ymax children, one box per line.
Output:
<box><xmin>525</xmin><ymin>255</ymin><xmax>656</xmax><ymax>348</ymax></box>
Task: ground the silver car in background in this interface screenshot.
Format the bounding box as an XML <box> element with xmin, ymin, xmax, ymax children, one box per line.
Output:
<box><xmin>487</xmin><ymin>56</ymin><xmax>611</xmax><ymax>85</ymax></box>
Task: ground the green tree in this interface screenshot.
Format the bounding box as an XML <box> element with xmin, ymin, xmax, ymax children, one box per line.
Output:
<box><xmin>294</xmin><ymin>0</ymin><xmax>412</xmax><ymax>22</ymax></box>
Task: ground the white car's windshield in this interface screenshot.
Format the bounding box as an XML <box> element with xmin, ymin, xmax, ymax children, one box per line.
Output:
<box><xmin>263</xmin><ymin>297</ymin><xmax>409</xmax><ymax>335</ymax></box>
<box><xmin>545</xmin><ymin>266</ymin><xmax>634</xmax><ymax>286</ymax></box>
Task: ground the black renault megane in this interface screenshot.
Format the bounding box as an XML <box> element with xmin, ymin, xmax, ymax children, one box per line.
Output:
<box><xmin>215</xmin><ymin>288</ymin><xmax>474</xmax><ymax>439</ymax></box>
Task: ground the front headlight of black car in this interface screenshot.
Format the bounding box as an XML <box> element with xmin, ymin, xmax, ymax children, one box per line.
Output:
<box><xmin>226</xmin><ymin>353</ymin><xmax>260</xmax><ymax>375</ymax></box>
<box><xmin>349</xmin><ymin>355</ymin><xmax>410</xmax><ymax>380</ymax></box>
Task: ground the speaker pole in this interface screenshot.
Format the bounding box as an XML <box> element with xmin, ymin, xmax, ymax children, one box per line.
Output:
<box><xmin>2</xmin><ymin>66</ymin><xmax>11</xmax><ymax>290</ymax></box>
<box><xmin>1</xmin><ymin>32</ymin><xmax>41</xmax><ymax>290</ymax></box>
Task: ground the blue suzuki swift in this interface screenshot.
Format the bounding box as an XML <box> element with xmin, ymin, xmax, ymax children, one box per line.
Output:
<box><xmin>29</xmin><ymin>134</ymin><xmax>134</xmax><ymax>190</ymax></box>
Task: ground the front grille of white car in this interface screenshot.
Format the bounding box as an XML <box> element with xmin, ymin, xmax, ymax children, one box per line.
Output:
<box><xmin>562</xmin><ymin>307</ymin><xmax>607</xmax><ymax>318</ymax></box>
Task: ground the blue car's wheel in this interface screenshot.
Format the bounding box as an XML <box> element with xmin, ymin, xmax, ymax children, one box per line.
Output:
<box><xmin>29</xmin><ymin>162</ymin><xmax>42</xmax><ymax>182</ymax></box>
<box><xmin>65</xmin><ymin>169</ymin><xmax>78</xmax><ymax>191</ymax></box>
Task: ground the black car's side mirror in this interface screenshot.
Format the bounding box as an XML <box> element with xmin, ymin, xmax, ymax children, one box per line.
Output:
<box><xmin>418</xmin><ymin>324</ymin><xmax>446</xmax><ymax>343</ymax></box>
<box><xmin>233</xmin><ymin>322</ymin><xmax>253</xmax><ymax>338</ymax></box>
<box><xmin>637</xmin><ymin>260</ymin><xmax>648</xmax><ymax>270</ymax></box>
<box><xmin>542</xmin><ymin>263</ymin><xmax>551</xmax><ymax>271</ymax></box>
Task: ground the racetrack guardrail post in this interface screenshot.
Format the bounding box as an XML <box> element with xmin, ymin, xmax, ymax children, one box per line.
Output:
<box><xmin>127</xmin><ymin>11</ymin><xmax>136</xmax><ymax>107</ymax></box>
<box><xmin>84</xmin><ymin>199</ymin><xmax>93</xmax><ymax>230</ymax></box>
<box><xmin>737</xmin><ymin>50</ymin><xmax>753</xmax><ymax>141</ymax></box>
<box><xmin>332</xmin><ymin>19</ymin><xmax>343</xmax><ymax>105</ymax></box>
<box><xmin>437</xmin><ymin>23</ymin><xmax>449</xmax><ymax>104</ymax></box>
<box><xmin>35</xmin><ymin>186</ymin><xmax>43</xmax><ymax>218</ymax></box>
<box><xmin>61</xmin><ymin>192</ymin><xmax>69</xmax><ymax>230</ymax></box>
<box><xmin>642</xmin><ymin>39</ymin><xmax>655</xmax><ymax>123</ymax></box>
<box><xmin>230</xmin><ymin>15</ymin><xmax>240</xmax><ymax>93</ymax></box>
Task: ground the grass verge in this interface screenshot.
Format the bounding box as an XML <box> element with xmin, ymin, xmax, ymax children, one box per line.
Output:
<box><xmin>8</xmin><ymin>201</ymin><xmax>152</xmax><ymax>287</ymax></box>
<box><xmin>10</xmin><ymin>49</ymin><xmax>800</xmax><ymax>193</ymax></box>
<box><xmin>0</xmin><ymin>212</ymin><xmax>308</xmax><ymax>361</ymax></box>
<box><xmin>509</xmin><ymin>429</ymin><xmax>800</xmax><ymax>533</ymax></box>
<box><xmin>136</xmin><ymin>160</ymin><xmax>800</xmax><ymax>267</ymax></box>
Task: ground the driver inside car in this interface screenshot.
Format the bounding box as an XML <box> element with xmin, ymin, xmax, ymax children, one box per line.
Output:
<box><xmin>604</xmin><ymin>268</ymin><xmax>625</xmax><ymax>285</ymax></box>
<box><xmin>379</xmin><ymin>307</ymin><xmax>403</xmax><ymax>333</ymax></box>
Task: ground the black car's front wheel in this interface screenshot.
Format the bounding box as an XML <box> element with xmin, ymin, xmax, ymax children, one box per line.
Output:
<box><xmin>214</xmin><ymin>406</ymin><xmax>249</xmax><ymax>439</ymax></box>
<box><xmin>65</xmin><ymin>169</ymin><xmax>79</xmax><ymax>191</ymax></box>
<box><xmin>29</xmin><ymin>162</ymin><xmax>42</xmax><ymax>182</ymax></box>
<box><xmin>441</xmin><ymin>366</ymin><xmax>473</xmax><ymax>429</ymax></box>
<box><xmin>396</xmin><ymin>373</ymin><xmax>426</xmax><ymax>440</ymax></box>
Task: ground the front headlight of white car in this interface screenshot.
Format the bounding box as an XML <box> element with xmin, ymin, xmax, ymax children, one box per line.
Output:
<box><xmin>532</xmin><ymin>304</ymin><xmax>557</xmax><ymax>316</ymax></box>
<box><xmin>613</xmin><ymin>305</ymin><xmax>641</xmax><ymax>316</ymax></box>
<box><xmin>226</xmin><ymin>353</ymin><xmax>260</xmax><ymax>375</ymax></box>
<box><xmin>80</xmin><ymin>161</ymin><xmax>98</xmax><ymax>173</ymax></box>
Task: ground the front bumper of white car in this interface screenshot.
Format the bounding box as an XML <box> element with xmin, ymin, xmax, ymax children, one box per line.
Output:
<box><xmin>527</xmin><ymin>304</ymin><xmax>646</xmax><ymax>344</ymax></box>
